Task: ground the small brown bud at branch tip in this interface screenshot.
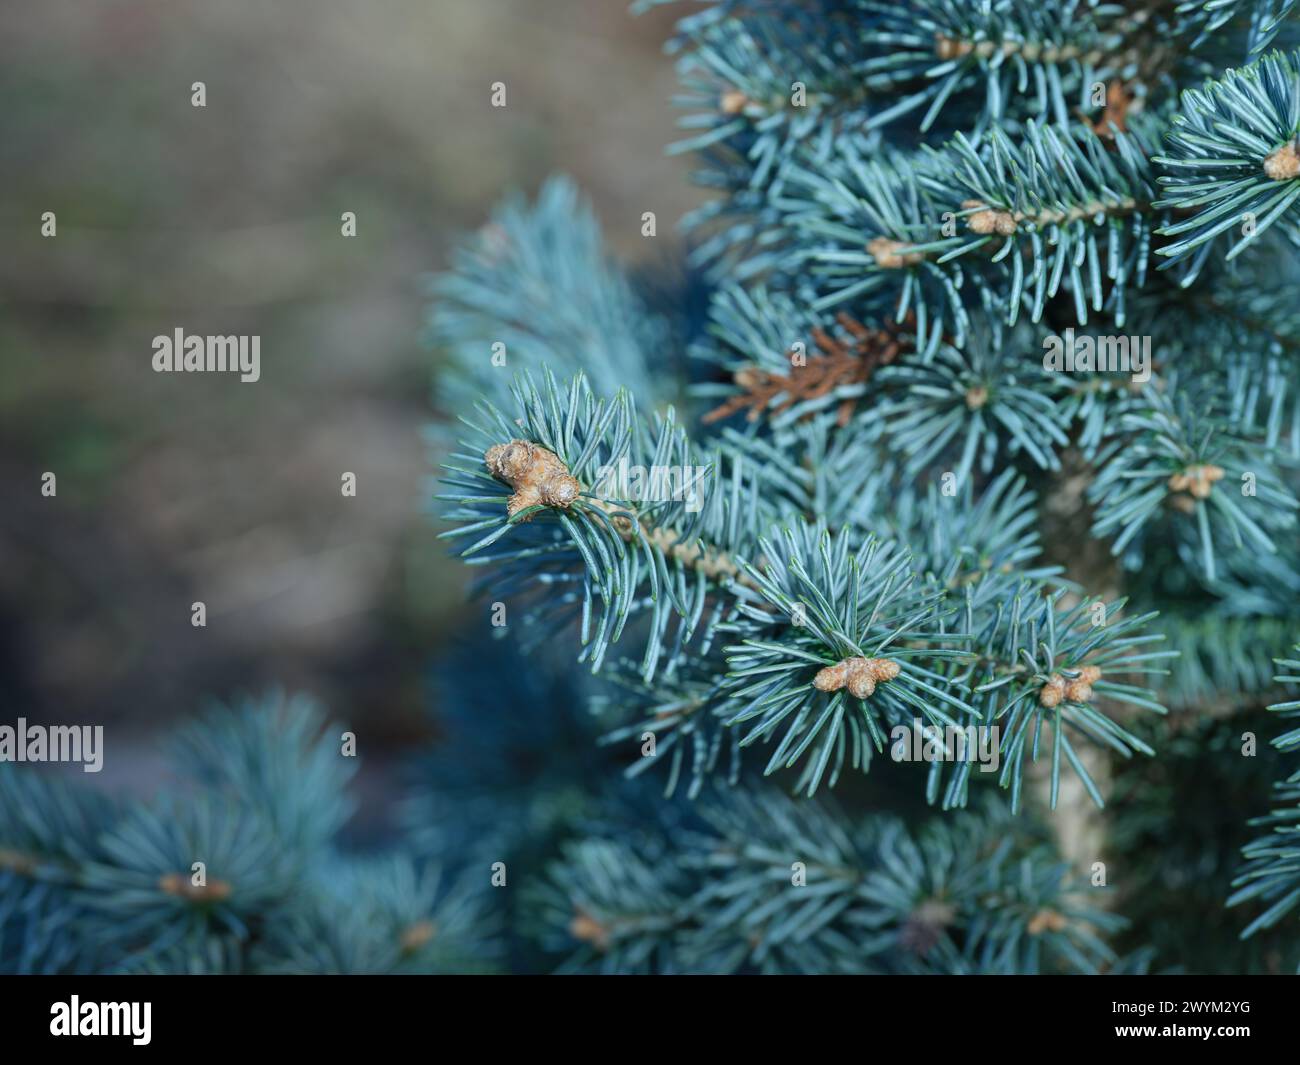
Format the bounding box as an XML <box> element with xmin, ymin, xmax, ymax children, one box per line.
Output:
<box><xmin>1040</xmin><ymin>666</ymin><xmax>1102</xmax><ymax>706</ymax></box>
<box><xmin>814</xmin><ymin>656</ymin><xmax>900</xmax><ymax>699</ymax></box>
<box><xmin>963</xmin><ymin>200</ymin><xmax>1017</xmax><ymax>236</ymax></box>
<box><xmin>485</xmin><ymin>440</ymin><xmax>581</xmax><ymax>520</ymax></box>
<box><xmin>1264</xmin><ymin>141</ymin><xmax>1300</xmax><ymax>181</ymax></box>
<box><xmin>867</xmin><ymin>237</ymin><xmax>924</xmax><ymax>269</ymax></box>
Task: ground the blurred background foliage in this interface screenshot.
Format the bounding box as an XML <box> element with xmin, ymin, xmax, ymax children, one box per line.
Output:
<box><xmin>0</xmin><ymin>0</ymin><xmax>703</xmax><ymax>820</ymax></box>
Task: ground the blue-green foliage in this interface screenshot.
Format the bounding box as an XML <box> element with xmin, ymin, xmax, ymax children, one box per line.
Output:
<box><xmin>18</xmin><ymin>0</ymin><xmax>1300</xmax><ymax>977</ymax></box>
<box><xmin>719</xmin><ymin>522</ymin><xmax>977</xmax><ymax>794</ymax></box>
<box><xmin>532</xmin><ymin>791</ymin><xmax>1127</xmax><ymax>974</ymax></box>
<box><xmin>1177</xmin><ymin>0</ymin><xmax>1300</xmax><ymax>55</ymax></box>
<box><xmin>878</xmin><ymin>316</ymin><xmax>1071</xmax><ymax>479</ymax></box>
<box><xmin>1088</xmin><ymin>378</ymin><xmax>1298</xmax><ymax>580</ymax></box>
<box><xmin>1231</xmin><ymin>645</ymin><xmax>1300</xmax><ymax>941</ymax></box>
<box><xmin>423</xmin><ymin>0</ymin><xmax>1300</xmax><ymax>973</ymax></box>
<box><xmin>0</xmin><ymin>694</ymin><xmax>498</xmax><ymax>974</ymax></box>
<box><xmin>426</xmin><ymin>177</ymin><xmax>677</xmax><ymax>416</ymax></box>
<box><xmin>1155</xmin><ymin>49</ymin><xmax>1300</xmax><ymax>264</ymax></box>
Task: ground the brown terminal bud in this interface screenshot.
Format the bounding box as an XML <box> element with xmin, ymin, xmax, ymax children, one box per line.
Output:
<box><xmin>1046</xmin><ymin>665</ymin><xmax>1103</xmax><ymax>705</ymax></box>
<box><xmin>569</xmin><ymin>909</ymin><xmax>611</xmax><ymax>951</ymax></box>
<box><xmin>1264</xmin><ymin>140</ymin><xmax>1300</xmax><ymax>181</ymax></box>
<box><xmin>399</xmin><ymin>920</ymin><xmax>437</xmax><ymax>955</ymax></box>
<box><xmin>1027</xmin><ymin>908</ymin><xmax>1068</xmax><ymax>935</ymax></box>
<box><xmin>720</xmin><ymin>89</ymin><xmax>750</xmax><ymax>115</ymax></box>
<box><xmin>867</xmin><ymin>237</ymin><xmax>924</xmax><ymax>268</ymax></box>
<box><xmin>847</xmin><ymin>671</ymin><xmax>877</xmax><ymax>699</ymax></box>
<box><xmin>962</xmin><ymin>199</ymin><xmax>1017</xmax><ymax>236</ymax></box>
<box><xmin>815</xmin><ymin>656</ymin><xmax>900</xmax><ymax>699</ymax></box>
<box><xmin>1064</xmin><ymin>680</ymin><xmax>1093</xmax><ymax>703</ymax></box>
<box><xmin>1168</xmin><ymin>463</ymin><xmax>1224</xmax><ymax>503</ymax></box>
<box><xmin>485</xmin><ymin>440</ymin><xmax>581</xmax><ymax>520</ymax></box>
